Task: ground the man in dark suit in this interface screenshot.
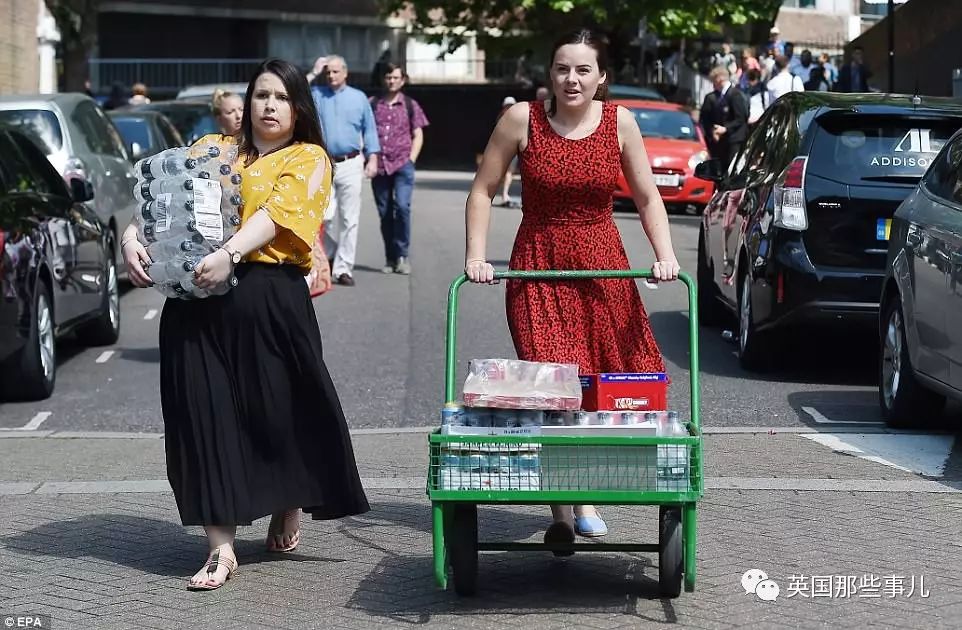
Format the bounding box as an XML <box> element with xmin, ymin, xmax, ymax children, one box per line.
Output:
<box><xmin>699</xmin><ymin>67</ymin><xmax>749</xmax><ymax>169</ymax></box>
<box><xmin>836</xmin><ymin>46</ymin><xmax>871</xmax><ymax>93</ymax></box>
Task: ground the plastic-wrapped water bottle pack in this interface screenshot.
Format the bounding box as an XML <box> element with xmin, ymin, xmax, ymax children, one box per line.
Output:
<box><xmin>131</xmin><ymin>142</ymin><xmax>243</xmax><ymax>299</ymax></box>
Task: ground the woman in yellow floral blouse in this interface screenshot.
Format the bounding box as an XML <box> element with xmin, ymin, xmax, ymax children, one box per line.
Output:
<box><xmin>121</xmin><ymin>59</ymin><xmax>369</xmax><ymax>591</ymax></box>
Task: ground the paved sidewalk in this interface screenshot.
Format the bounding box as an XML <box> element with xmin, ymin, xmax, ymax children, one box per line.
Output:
<box><xmin>2</xmin><ymin>431</ymin><xmax>962</xmax><ymax>629</ymax></box>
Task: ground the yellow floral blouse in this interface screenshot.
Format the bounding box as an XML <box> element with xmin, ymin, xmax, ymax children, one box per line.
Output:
<box><xmin>194</xmin><ymin>134</ymin><xmax>332</xmax><ymax>273</ymax></box>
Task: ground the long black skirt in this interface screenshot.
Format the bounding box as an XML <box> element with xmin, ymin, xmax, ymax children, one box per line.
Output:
<box><xmin>159</xmin><ymin>262</ymin><xmax>370</xmax><ymax>526</ymax></box>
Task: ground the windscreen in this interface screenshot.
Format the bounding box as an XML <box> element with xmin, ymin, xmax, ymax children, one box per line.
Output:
<box><xmin>807</xmin><ymin>115</ymin><xmax>962</xmax><ymax>183</ymax></box>
<box><xmin>0</xmin><ymin>109</ymin><xmax>64</xmax><ymax>154</ymax></box>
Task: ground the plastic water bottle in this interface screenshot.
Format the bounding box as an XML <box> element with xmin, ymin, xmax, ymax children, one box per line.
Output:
<box><xmin>134</xmin><ymin>177</ymin><xmax>194</xmax><ymax>202</ymax></box>
<box><xmin>656</xmin><ymin>411</ymin><xmax>689</xmax><ymax>492</ymax></box>
<box><xmin>147</xmin><ymin>258</ymin><xmax>196</xmax><ymax>285</ymax></box>
<box><xmin>141</xmin><ymin>154</ymin><xmax>198</xmax><ymax>180</ymax></box>
<box><xmin>440</xmin><ymin>402</ymin><xmax>464</xmax><ymax>426</ymax></box>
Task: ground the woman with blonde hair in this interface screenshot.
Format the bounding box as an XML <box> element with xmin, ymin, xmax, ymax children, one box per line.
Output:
<box><xmin>211</xmin><ymin>88</ymin><xmax>244</xmax><ymax>136</ymax></box>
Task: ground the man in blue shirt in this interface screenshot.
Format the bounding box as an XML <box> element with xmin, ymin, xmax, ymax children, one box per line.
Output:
<box><xmin>312</xmin><ymin>55</ymin><xmax>381</xmax><ymax>286</ymax></box>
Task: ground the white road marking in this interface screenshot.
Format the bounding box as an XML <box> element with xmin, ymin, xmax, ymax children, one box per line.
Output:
<box><xmin>144</xmin><ymin>309</ymin><xmax>158</xmax><ymax>320</ymax></box>
<box><xmin>801</xmin><ymin>406</ymin><xmax>884</xmax><ymax>426</ymax></box>
<box><xmin>802</xmin><ymin>432</ymin><xmax>955</xmax><ymax>477</ymax></box>
<box><xmin>17</xmin><ymin>412</ymin><xmax>51</xmax><ymax>431</ymax></box>
<box><xmin>95</xmin><ymin>351</ymin><xmax>115</xmax><ymax>363</ymax></box>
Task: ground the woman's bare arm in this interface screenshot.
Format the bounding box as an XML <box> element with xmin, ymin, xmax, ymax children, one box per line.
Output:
<box><xmin>616</xmin><ymin>105</ymin><xmax>680</xmax><ymax>281</ymax></box>
<box><xmin>464</xmin><ymin>102</ymin><xmax>529</xmax><ymax>283</ymax></box>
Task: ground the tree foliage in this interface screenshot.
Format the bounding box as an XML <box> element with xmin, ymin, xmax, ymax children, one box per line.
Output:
<box><xmin>44</xmin><ymin>0</ymin><xmax>101</xmax><ymax>92</ymax></box>
<box><xmin>379</xmin><ymin>0</ymin><xmax>784</xmax><ymax>44</ymax></box>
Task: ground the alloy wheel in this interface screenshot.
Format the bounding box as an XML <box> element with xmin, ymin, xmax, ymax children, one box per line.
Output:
<box><xmin>881</xmin><ymin>308</ymin><xmax>902</xmax><ymax>410</ymax></box>
<box><xmin>36</xmin><ymin>293</ymin><xmax>55</xmax><ymax>382</ymax></box>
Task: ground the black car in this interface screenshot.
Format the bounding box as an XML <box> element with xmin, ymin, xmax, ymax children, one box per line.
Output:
<box><xmin>107</xmin><ymin>110</ymin><xmax>184</xmax><ymax>162</ymax></box>
<box><xmin>879</xmin><ymin>128</ymin><xmax>962</xmax><ymax>425</ymax></box>
<box><xmin>694</xmin><ymin>93</ymin><xmax>962</xmax><ymax>369</ymax></box>
<box><xmin>0</xmin><ymin>127</ymin><xmax>120</xmax><ymax>400</ymax></box>
<box><xmin>123</xmin><ymin>99</ymin><xmax>219</xmax><ymax>145</ymax></box>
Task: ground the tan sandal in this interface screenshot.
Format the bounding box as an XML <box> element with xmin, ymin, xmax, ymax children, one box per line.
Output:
<box><xmin>266</xmin><ymin>509</ymin><xmax>301</xmax><ymax>552</ymax></box>
<box><xmin>187</xmin><ymin>545</ymin><xmax>237</xmax><ymax>591</ymax></box>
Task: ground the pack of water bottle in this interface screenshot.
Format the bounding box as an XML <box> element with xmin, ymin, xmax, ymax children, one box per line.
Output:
<box><xmin>131</xmin><ymin>143</ymin><xmax>243</xmax><ymax>299</ymax></box>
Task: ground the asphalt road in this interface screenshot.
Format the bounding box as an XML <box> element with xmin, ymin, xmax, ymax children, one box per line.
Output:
<box><xmin>0</xmin><ymin>172</ymin><xmax>938</xmax><ymax>434</ymax></box>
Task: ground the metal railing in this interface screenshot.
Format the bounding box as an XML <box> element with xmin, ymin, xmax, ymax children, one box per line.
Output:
<box><xmin>89</xmin><ymin>58</ymin><xmax>263</xmax><ymax>94</ymax></box>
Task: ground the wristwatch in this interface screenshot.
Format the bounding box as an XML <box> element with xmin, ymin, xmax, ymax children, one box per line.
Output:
<box><xmin>223</xmin><ymin>245</ymin><xmax>242</xmax><ymax>265</ymax></box>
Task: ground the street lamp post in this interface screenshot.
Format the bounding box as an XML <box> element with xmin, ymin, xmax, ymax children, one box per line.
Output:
<box><xmin>888</xmin><ymin>0</ymin><xmax>895</xmax><ymax>92</ymax></box>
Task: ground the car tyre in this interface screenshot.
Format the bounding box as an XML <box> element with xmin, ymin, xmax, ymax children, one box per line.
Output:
<box><xmin>5</xmin><ymin>280</ymin><xmax>56</xmax><ymax>401</ymax></box>
<box><xmin>879</xmin><ymin>297</ymin><xmax>945</xmax><ymax>427</ymax></box>
<box><xmin>737</xmin><ymin>271</ymin><xmax>769</xmax><ymax>371</ymax></box>
<box><xmin>697</xmin><ymin>229</ymin><xmax>724</xmax><ymax>327</ymax></box>
<box><xmin>77</xmin><ymin>254</ymin><xmax>120</xmax><ymax>346</ymax></box>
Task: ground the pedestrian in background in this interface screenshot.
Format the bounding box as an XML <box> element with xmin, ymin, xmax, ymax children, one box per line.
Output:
<box><xmin>370</xmin><ymin>63</ymin><xmax>429</xmax><ymax>275</ymax></box>
<box><xmin>713</xmin><ymin>40</ymin><xmax>738</xmax><ymax>77</ymax></box>
<box><xmin>768</xmin><ymin>55</ymin><xmax>805</xmax><ymax>100</ymax></box>
<box><xmin>793</xmin><ymin>50</ymin><xmax>817</xmax><ymax>84</ymax></box>
<box><xmin>837</xmin><ymin>46</ymin><xmax>871</xmax><ymax>93</ymax></box>
<box><xmin>736</xmin><ymin>48</ymin><xmax>760</xmax><ymax>89</ymax></box>
<box><xmin>819</xmin><ymin>52</ymin><xmax>838</xmax><ymax>89</ymax></box>
<box><xmin>766</xmin><ymin>26</ymin><xmax>785</xmax><ymax>57</ymax></box>
<box><xmin>211</xmin><ymin>88</ymin><xmax>244</xmax><ymax>136</ymax></box>
<box><xmin>465</xmin><ymin>28</ymin><xmax>679</xmax><ymax>545</ymax></box>
<box><xmin>104</xmin><ymin>82</ymin><xmax>127</xmax><ymax>110</ymax></box>
<box><xmin>497</xmin><ymin>96</ymin><xmax>520</xmax><ymax>208</ymax></box>
<box><xmin>699</xmin><ymin>67</ymin><xmax>748</xmax><ymax>169</ymax></box>
<box><xmin>312</xmin><ymin>55</ymin><xmax>381</xmax><ymax>287</ymax></box>
<box><xmin>804</xmin><ymin>66</ymin><xmax>831</xmax><ymax>92</ymax></box>
<box><xmin>746</xmin><ymin>68</ymin><xmax>773</xmax><ymax>126</ymax></box>
<box><xmin>120</xmin><ymin>58</ymin><xmax>369</xmax><ymax>592</ymax></box>
<box><xmin>128</xmin><ymin>83</ymin><xmax>151</xmax><ymax>106</ymax></box>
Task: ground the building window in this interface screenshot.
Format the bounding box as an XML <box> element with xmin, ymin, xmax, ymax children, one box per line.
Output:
<box><xmin>783</xmin><ymin>0</ymin><xmax>817</xmax><ymax>8</ymax></box>
<box><xmin>860</xmin><ymin>0</ymin><xmax>909</xmax><ymax>18</ymax></box>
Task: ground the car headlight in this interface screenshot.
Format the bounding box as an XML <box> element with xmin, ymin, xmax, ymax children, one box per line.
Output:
<box><xmin>688</xmin><ymin>150</ymin><xmax>709</xmax><ymax>172</ymax></box>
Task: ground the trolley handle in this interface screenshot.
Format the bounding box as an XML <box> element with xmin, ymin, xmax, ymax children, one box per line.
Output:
<box><xmin>444</xmin><ymin>269</ymin><xmax>700</xmax><ymax>431</ymax></box>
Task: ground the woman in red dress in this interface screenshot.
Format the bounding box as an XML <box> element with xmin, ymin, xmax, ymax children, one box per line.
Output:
<box><xmin>464</xmin><ymin>29</ymin><xmax>680</xmax><ymax>546</ymax></box>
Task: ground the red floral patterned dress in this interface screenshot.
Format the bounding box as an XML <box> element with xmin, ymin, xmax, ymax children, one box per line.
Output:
<box><xmin>506</xmin><ymin>101</ymin><xmax>666</xmax><ymax>374</ymax></box>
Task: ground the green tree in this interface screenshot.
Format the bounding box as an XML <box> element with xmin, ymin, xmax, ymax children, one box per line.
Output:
<box><xmin>379</xmin><ymin>0</ymin><xmax>783</xmax><ymax>48</ymax></box>
<box><xmin>44</xmin><ymin>0</ymin><xmax>101</xmax><ymax>92</ymax></box>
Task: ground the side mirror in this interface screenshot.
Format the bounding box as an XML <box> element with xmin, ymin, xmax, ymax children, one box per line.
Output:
<box><xmin>694</xmin><ymin>158</ymin><xmax>725</xmax><ymax>183</ymax></box>
<box><xmin>69</xmin><ymin>177</ymin><xmax>94</xmax><ymax>203</ymax></box>
<box><xmin>129</xmin><ymin>142</ymin><xmax>145</xmax><ymax>160</ymax></box>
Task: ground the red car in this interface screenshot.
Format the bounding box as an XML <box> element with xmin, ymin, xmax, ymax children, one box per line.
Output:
<box><xmin>612</xmin><ymin>99</ymin><xmax>713</xmax><ymax>214</ymax></box>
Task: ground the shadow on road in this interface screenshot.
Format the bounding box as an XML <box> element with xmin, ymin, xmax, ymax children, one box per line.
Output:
<box><xmin>343</xmin><ymin>502</ymin><xmax>678</xmax><ymax>622</ymax></box>
<box><xmin>650</xmin><ymin>310</ymin><xmax>878</xmax><ymax>386</ymax></box>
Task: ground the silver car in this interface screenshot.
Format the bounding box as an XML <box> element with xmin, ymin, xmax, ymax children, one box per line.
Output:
<box><xmin>0</xmin><ymin>94</ymin><xmax>138</xmax><ymax>259</ymax></box>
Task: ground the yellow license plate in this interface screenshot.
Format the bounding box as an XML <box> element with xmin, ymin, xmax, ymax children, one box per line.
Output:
<box><xmin>876</xmin><ymin>218</ymin><xmax>892</xmax><ymax>241</ymax></box>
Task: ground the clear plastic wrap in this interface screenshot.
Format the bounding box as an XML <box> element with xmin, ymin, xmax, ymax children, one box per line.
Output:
<box><xmin>461</xmin><ymin>359</ymin><xmax>582</xmax><ymax>410</ymax></box>
<box><xmin>130</xmin><ymin>142</ymin><xmax>243</xmax><ymax>299</ymax></box>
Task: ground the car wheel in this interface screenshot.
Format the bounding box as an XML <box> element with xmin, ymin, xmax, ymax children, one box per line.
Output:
<box><xmin>737</xmin><ymin>271</ymin><xmax>769</xmax><ymax>371</ymax></box>
<box><xmin>77</xmin><ymin>254</ymin><xmax>121</xmax><ymax>346</ymax></box>
<box><xmin>879</xmin><ymin>298</ymin><xmax>944</xmax><ymax>427</ymax></box>
<box><xmin>5</xmin><ymin>281</ymin><xmax>56</xmax><ymax>401</ymax></box>
<box><xmin>697</xmin><ymin>229</ymin><xmax>724</xmax><ymax>327</ymax></box>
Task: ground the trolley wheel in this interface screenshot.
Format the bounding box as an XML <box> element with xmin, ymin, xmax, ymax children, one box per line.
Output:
<box><xmin>446</xmin><ymin>504</ymin><xmax>478</xmax><ymax>596</ymax></box>
<box><xmin>659</xmin><ymin>506</ymin><xmax>683</xmax><ymax>598</ymax></box>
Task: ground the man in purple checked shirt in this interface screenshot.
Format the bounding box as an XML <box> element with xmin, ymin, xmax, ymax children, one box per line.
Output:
<box><xmin>370</xmin><ymin>63</ymin><xmax>429</xmax><ymax>275</ymax></box>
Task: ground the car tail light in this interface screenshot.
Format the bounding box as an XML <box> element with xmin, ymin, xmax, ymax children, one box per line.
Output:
<box><xmin>773</xmin><ymin>157</ymin><xmax>808</xmax><ymax>231</ymax></box>
<box><xmin>776</xmin><ymin>271</ymin><xmax>785</xmax><ymax>304</ymax></box>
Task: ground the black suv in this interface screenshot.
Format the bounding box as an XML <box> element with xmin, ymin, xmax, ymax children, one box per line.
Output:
<box><xmin>695</xmin><ymin>93</ymin><xmax>962</xmax><ymax>369</ymax></box>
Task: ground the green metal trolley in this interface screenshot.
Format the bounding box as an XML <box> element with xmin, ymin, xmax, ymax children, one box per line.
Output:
<box><xmin>427</xmin><ymin>269</ymin><xmax>704</xmax><ymax>597</ymax></box>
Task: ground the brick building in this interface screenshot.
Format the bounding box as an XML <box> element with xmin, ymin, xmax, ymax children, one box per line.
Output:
<box><xmin>776</xmin><ymin>0</ymin><xmax>909</xmax><ymax>54</ymax></box>
<box><xmin>0</xmin><ymin>0</ymin><xmax>39</xmax><ymax>94</ymax></box>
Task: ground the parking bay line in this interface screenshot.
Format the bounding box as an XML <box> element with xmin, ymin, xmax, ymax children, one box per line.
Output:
<box><xmin>144</xmin><ymin>309</ymin><xmax>158</xmax><ymax>320</ymax></box>
<box><xmin>801</xmin><ymin>406</ymin><xmax>884</xmax><ymax>426</ymax></box>
<box><xmin>15</xmin><ymin>412</ymin><xmax>52</xmax><ymax>431</ymax></box>
<box><xmin>95</xmin><ymin>350</ymin><xmax>114</xmax><ymax>363</ymax></box>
